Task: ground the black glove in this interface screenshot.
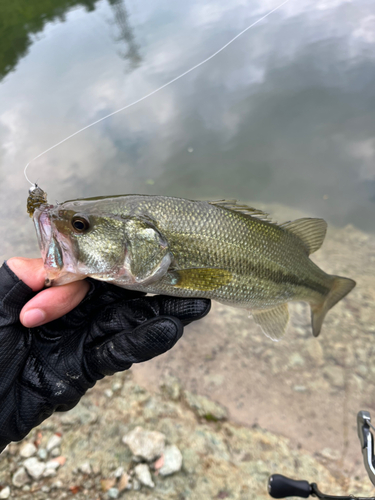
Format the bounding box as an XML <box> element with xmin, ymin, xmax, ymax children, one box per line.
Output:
<box><xmin>0</xmin><ymin>262</ymin><xmax>210</xmax><ymax>452</ymax></box>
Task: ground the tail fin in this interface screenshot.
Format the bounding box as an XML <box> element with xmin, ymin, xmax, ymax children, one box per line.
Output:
<box><xmin>311</xmin><ymin>276</ymin><xmax>356</xmax><ymax>337</ymax></box>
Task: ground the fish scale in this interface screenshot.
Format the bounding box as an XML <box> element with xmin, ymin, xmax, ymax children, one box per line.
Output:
<box><xmin>31</xmin><ymin>192</ymin><xmax>356</xmax><ymax>340</ymax></box>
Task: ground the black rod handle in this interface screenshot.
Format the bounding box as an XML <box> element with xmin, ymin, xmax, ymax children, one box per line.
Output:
<box><xmin>268</xmin><ymin>474</ymin><xmax>311</xmax><ymax>498</ymax></box>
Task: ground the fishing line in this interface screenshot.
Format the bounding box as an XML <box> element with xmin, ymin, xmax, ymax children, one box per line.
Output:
<box><xmin>24</xmin><ymin>0</ymin><xmax>290</xmax><ymax>186</ymax></box>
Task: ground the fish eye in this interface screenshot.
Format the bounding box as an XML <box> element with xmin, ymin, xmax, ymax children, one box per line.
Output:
<box><xmin>71</xmin><ymin>215</ymin><xmax>90</xmax><ymax>233</ymax></box>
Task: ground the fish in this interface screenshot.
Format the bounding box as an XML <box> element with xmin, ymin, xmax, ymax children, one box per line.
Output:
<box><xmin>31</xmin><ymin>191</ymin><xmax>356</xmax><ymax>341</ymax></box>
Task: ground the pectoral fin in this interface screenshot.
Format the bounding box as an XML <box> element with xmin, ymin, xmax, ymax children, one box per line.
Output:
<box><xmin>251</xmin><ymin>303</ymin><xmax>289</xmax><ymax>341</ymax></box>
<box><xmin>167</xmin><ymin>268</ymin><xmax>233</xmax><ymax>292</ymax></box>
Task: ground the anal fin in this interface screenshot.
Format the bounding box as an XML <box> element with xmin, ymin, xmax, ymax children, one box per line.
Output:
<box><xmin>251</xmin><ymin>304</ymin><xmax>289</xmax><ymax>342</ymax></box>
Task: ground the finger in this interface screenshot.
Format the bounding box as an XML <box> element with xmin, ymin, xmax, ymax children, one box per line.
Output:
<box><xmin>20</xmin><ymin>280</ymin><xmax>90</xmax><ymax>328</ymax></box>
<box><xmin>141</xmin><ymin>296</ymin><xmax>211</xmax><ymax>326</ymax></box>
<box><xmin>7</xmin><ymin>257</ymin><xmax>46</xmax><ymax>291</ymax></box>
<box><xmin>87</xmin><ymin>316</ymin><xmax>183</xmax><ymax>376</ymax></box>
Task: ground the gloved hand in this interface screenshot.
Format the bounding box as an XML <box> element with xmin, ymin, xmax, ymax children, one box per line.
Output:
<box><xmin>0</xmin><ymin>260</ymin><xmax>210</xmax><ymax>452</ymax></box>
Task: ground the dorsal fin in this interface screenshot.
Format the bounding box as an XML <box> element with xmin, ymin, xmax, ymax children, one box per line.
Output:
<box><xmin>208</xmin><ymin>200</ymin><xmax>273</xmax><ymax>223</ymax></box>
<box><xmin>279</xmin><ymin>218</ymin><xmax>327</xmax><ymax>255</ymax></box>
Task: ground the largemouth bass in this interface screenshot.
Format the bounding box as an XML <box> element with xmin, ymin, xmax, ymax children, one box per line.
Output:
<box><xmin>30</xmin><ymin>188</ymin><xmax>356</xmax><ymax>340</ymax></box>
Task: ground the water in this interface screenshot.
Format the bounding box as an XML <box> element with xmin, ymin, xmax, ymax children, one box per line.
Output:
<box><xmin>0</xmin><ymin>0</ymin><xmax>374</xmax><ymax>494</ymax></box>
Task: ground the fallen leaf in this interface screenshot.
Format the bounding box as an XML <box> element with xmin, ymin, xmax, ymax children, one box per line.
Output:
<box><xmin>101</xmin><ymin>478</ymin><xmax>116</xmax><ymax>492</ymax></box>
<box><xmin>118</xmin><ymin>473</ymin><xmax>129</xmax><ymax>492</ymax></box>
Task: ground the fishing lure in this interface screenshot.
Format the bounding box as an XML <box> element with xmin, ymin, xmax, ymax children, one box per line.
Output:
<box><xmin>27</xmin><ymin>184</ymin><xmax>48</xmax><ymax>217</ymax></box>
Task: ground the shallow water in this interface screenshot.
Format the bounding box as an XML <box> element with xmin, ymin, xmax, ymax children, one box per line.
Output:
<box><xmin>0</xmin><ymin>0</ymin><xmax>374</xmax><ymax>493</ymax></box>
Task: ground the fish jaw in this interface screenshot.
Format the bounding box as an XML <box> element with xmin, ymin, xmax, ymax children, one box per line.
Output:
<box><xmin>33</xmin><ymin>206</ymin><xmax>87</xmax><ymax>286</ymax></box>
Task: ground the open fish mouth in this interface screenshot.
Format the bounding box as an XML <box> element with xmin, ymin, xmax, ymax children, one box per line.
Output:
<box><xmin>33</xmin><ymin>206</ymin><xmax>84</xmax><ymax>286</ymax></box>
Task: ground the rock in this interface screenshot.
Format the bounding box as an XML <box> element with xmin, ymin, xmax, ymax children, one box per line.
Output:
<box><xmin>357</xmin><ymin>364</ymin><xmax>368</xmax><ymax>377</ymax></box>
<box><xmin>122</xmin><ymin>427</ymin><xmax>165</xmax><ymax>461</ymax></box>
<box><xmin>184</xmin><ymin>391</ymin><xmax>228</xmax><ymax>421</ymax></box>
<box><xmin>321</xmin><ymin>447</ymin><xmax>341</xmax><ymax>461</ymax></box>
<box><xmin>41</xmin><ymin>485</ymin><xmax>50</xmax><ymax>493</ymax></box>
<box><xmin>104</xmin><ymin>389</ymin><xmax>113</xmax><ymax>398</ymax></box>
<box><xmin>293</xmin><ymin>385</ymin><xmax>307</xmax><ymax>392</ymax></box>
<box><xmin>107</xmin><ymin>487</ymin><xmax>119</xmax><ymax>498</ymax></box>
<box><xmin>132</xmin><ymin>478</ymin><xmax>141</xmax><ymax>491</ymax></box>
<box><xmin>112</xmin><ymin>382</ymin><xmax>122</xmax><ymax>393</ymax></box>
<box><xmin>37</xmin><ymin>448</ymin><xmax>48</xmax><ymax>461</ymax></box>
<box><xmin>23</xmin><ymin>457</ymin><xmax>46</xmax><ymax>480</ymax></box>
<box><xmin>112</xmin><ymin>467</ymin><xmax>124</xmax><ymax>478</ymax></box>
<box><xmin>0</xmin><ymin>486</ymin><xmax>10</xmax><ymax>499</ymax></box>
<box><xmin>51</xmin><ymin>480</ymin><xmax>63</xmax><ymax>489</ymax></box>
<box><xmin>134</xmin><ymin>463</ymin><xmax>154</xmax><ymax>488</ymax></box>
<box><xmin>306</xmin><ymin>341</ymin><xmax>324</xmax><ymax>366</ymax></box>
<box><xmin>19</xmin><ymin>442</ymin><xmax>37</xmax><ymax>458</ymax></box>
<box><xmin>60</xmin><ymin>405</ymin><xmax>98</xmax><ymax>426</ymax></box>
<box><xmin>160</xmin><ymin>375</ymin><xmax>182</xmax><ymax>400</ymax></box>
<box><xmin>50</xmin><ymin>446</ymin><xmax>61</xmax><ymax>457</ymax></box>
<box><xmin>159</xmin><ymin>445</ymin><xmax>183</xmax><ymax>476</ymax></box>
<box><xmin>79</xmin><ymin>462</ymin><xmax>92</xmax><ymax>475</ymax></box>
<box><xmin>323</xmin><ymin>365</ymin><xmax>344</xmax><ymax>388</ymax></box>
<box><xmin>43</xmin><ymin>460</ymin><xmax>61</xmax><ymax>477</ymax></box>
<box><xmin>46</xmin><ymin>434</ymin><xmax>62</xmax><ymax>452</ymax></box>
<box><xmin>289</xmin><ymin>352</ymin><xmax>305</xmax><ymax>367</ymax></box>
<box><xmin>43</xmin><ymin>468</ymin><xmax>57</xmax><ymax>478</ymax></box>
<box><xmin>12</xmin><ymin>467</ymin><xmax>31</xmax><ymax>488</ymax></box>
